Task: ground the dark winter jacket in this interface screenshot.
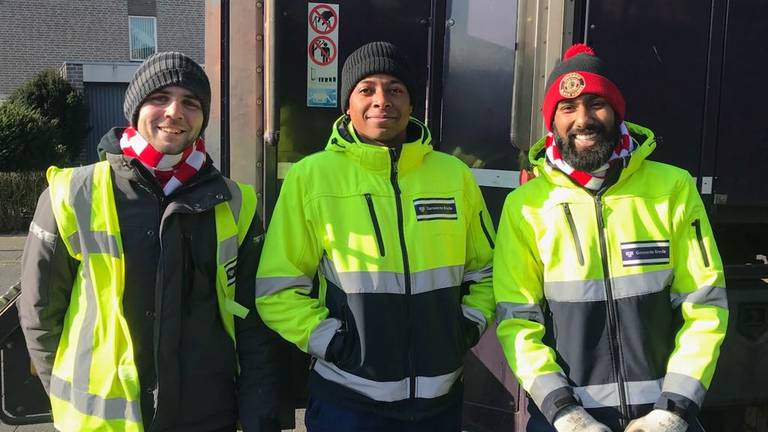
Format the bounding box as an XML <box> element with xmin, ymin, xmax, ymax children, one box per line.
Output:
<box><xmin>18</xmin><ymin>128</ymin><xmax>282</xmax><ymax>432</ymax></box>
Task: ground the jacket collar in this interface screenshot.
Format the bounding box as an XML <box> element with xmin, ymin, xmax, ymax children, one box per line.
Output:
<box><xmin>528</xmin><ymin>121</ymin><xmax>656</xmax><ymax>191</ymax></box>
<box><xmin>324</xmin><ymin>115</ymin><xmax>433</xmax><ymax>176</ymax></box>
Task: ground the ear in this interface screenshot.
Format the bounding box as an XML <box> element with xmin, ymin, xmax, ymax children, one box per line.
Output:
<box><xmin>345</xmin><ymin>108</ymin><xmax>351</xmax><ymax>116</ymax></box>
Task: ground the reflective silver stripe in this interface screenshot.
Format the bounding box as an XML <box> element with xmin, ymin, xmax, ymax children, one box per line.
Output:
<box><xmin>575</xmin><ymin>379</ymin><xmax>662</xmax><ymax>409</ymax></box>
<box><xmin>662</xmin><ymin>373</ymin><xmax>707</xmax><ymax>407</ymax></box>
<box><xmin>411</xmin><ymin>265</ymin><xmax>463</xmax><ymax>295</ymax></box>
<box><xmin>50</xmin><ymin>375</ymin><xmax>141</xmax><ymax>422</ymax></box>
<box><xmin>334</xmin><ymin>271</ymin><xmax>404</xmax><ymax>294</ymax></box>
<box><xmin>218</xmin><ymin>235</ymin><xmax>239</xmax><ymax>264</ymax></box>
<box><xmin>29</xmin><ymin>221</ymin><xmax>57</xmax><ymax>245</ymax></box>
<box><xmin>670</xmin><ymin>285</ymin><xmax>727</xmax><ymax>309</ymax></box>
<box><xmin>66</xmin><ymin>166</ymin><xmax>121</xmax><ymax>259</ymax></box>
<box><xmin>255</xmin><ymin>275</ymin><xmax>313</xmax><ymax>297</ymax></box>
<box><xmin>313</xmin><ymin>360</ymin><xmax>461</xmax><ymax>402</ymax></box>
<box><xmin>320</xmin><ymin>259</ymin><xmax>463</xmax><ymax>295</ymax></box>
<box><xmin>67</xmin><ymin>232</ymin><xmax>82</xmax><ymax>256</ymax></box>
<box><xmin>319</xmin><ymin>255</ymin><xmax>342</xmax><ymax>287</ymax></box>
<box><xmin>495</xmin><ymin>302</ymin><xmax>544</xmax><ymax>324</ymax></box>
<box><xmin>65</xmin><ymin>166</ymin><xmax>120</xmax><ymax>258</ymax></box>
<box><xmin>461</xmin><ymin>304</ymin><xmax>487</xmax><ymax>335</ymax></box>
<box><xmin>307</xmin><ymin>318</ymin><xmax>342</xmax><ymax>359</ymax></box>
<box><xmin>415</xmin><ymin>367</ymin><xmax>463</xmax><ymax>399</ymax></box>
<box><xmin>544</xmin><ymin>269</ymin><xmax>673</xmax><ymax>303</ymax></box>
<box><xmin>69</xmin><ymin>166</ymin><xmax>98</xmax><ymax>415</ymax></box>
<box><xmin>81</xmin><ymin>231</ymin><xmax>120</xmax><ymax>258</ymax></box>
<box><xmin>529</xmin><ymin>372</ymin><xmax>570</xmax><ymax>409</ymax></box>
<box><xmin>223</xmin><ymin>179</ymin><xmax>242</xmax><ymax>223</ymax></box>
<box><xmin>463</xmin><ymin>265</ymin><xmax>493</xmax><ymax>283</ymax></box>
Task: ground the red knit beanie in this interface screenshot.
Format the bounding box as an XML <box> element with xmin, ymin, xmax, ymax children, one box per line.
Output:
<box><xmin>541</xmin><ymin>44</ymin><xmax>625</xmax><ymax>131</ymax></box>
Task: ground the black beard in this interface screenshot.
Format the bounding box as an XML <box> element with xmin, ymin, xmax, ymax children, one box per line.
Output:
<box><xmin>555</xmin><ymin>122</ymin><xmax>620</xmax><ymax>172</ymax></box>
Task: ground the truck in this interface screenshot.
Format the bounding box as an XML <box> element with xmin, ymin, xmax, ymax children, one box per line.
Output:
<box><xmin>1</xmin><ymin>0</ymin><xmax>766</xmax><ymax>430</ymax></box>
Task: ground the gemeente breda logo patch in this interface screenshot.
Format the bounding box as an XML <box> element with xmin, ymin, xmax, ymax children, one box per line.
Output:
<box><xmin>620</xmin><ymin>240</ymin><xmax>670</xmax><ymax>266</ymax></box>
<box><xmin>413</xmin><ymin>197</ymin><xmax>458</xmax><ymax>221</ymax></box>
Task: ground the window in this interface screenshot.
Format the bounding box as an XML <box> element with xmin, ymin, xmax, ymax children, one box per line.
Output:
<box><xmin>129</xmin><ymin>16</ymin><xmax>157</xmax><ymax>61</ymax></box>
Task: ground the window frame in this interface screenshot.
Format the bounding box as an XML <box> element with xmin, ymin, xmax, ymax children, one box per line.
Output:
<box><xmin>128</xmin><ymin>15</ymin><xmax>158</xmax><ymax>61</ymax></box>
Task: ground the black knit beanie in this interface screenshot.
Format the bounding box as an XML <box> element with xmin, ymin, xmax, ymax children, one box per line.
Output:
<box><xmin>340</xmin><ymin>41</ymin><xmax>414</xmax><ymax>112</ymax></box>
<box><xmin>123</xmin><ymin>51</ymin><xmax>211</xmax><ymax>131</ymax></box>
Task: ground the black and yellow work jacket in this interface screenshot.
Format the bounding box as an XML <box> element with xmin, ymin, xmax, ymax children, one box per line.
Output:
<box><xmin>256</xmin><ymin>116</ymin><xmax>496</xmax><ymax>419</ymax></box>
<box><xmin>494</xmin><ymin>122</ymin><xmax>728</xmax><ymax>430</ymax></box>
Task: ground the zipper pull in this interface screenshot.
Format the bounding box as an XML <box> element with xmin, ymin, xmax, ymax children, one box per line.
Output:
<box><xmin>389</xmin><ymin>148</ymin><xmax>398</xmax><ymax>171</ymax></box>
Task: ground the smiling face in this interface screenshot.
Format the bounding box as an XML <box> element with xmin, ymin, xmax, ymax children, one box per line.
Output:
<box><xmin>136</xmin><ymin>86</ymin><xmax>204</xmax><ymax>155</ymax></box>
<box><xmin>553</xmin><ymin>93</ymin><xmax>619</xmax><ymax>171</ymax></box>
<box><xmin>345</xmin><ymin>73</ymin><xmax>413</xmax><ymax>147</ymax></box>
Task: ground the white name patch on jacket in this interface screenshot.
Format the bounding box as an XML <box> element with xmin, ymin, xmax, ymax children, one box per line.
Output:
<box><xmin>620</xmin><ymin>240</ymin><xmax>670</xmax><ymax>266</ymax></box>
<box><xmin>413</xmin><ymin>197</ymin><xmax>457</xmax><ymax>221</ymax></box>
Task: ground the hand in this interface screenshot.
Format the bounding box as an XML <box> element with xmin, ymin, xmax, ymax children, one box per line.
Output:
<box><xmin>624</xmin><ymin>409</ymin><xmax>687</xmax><ymax>432</ymax></box>
<box><xmin>553</xmin><ymin>405</ymin><xmax>612</xmax><ymax>432</ymax></box>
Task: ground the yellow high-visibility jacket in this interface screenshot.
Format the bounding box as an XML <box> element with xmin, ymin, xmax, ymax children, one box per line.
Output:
<box><xmin>44</xmin><ymin>161</ymin><xmax>255</xmax><ymax>431</ymax></box>
<box><xmin>256</xmin><ymin>117</ymin><xmax>495</xmax><ymax>419</ymax></box>
<box><xmin>494</xmin><ymin>122</ymin><xmax>727</xmax><ymax>429</ymax></box>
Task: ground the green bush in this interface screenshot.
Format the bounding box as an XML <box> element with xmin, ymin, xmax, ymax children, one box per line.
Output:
<box><xmin>8</xmin><ymin>69</ymin><xmax>89</xmax><ymax>165</ymax></box>
<box><xmin>0</xmin><ymin>101</ymin><xmax>57</xmax><ymax>170</ymax></box>
<box><xmin>0</xmin><ymin>171</ymin><xmax>47</xmax><ymax>233</ymax></box>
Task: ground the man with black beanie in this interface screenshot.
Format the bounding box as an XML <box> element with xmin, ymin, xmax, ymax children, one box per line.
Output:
<box><xmin>256</xmin><ymin>41</ymin><xmax>496</xmax><ymax>431</ymax></box>
<box><xmin>19</xmin><ymin>51</ymin><xmax>282</xmax><ymax>431</ymax></box>
<box><xmin>493</xmin><ymin>44</ymin><xmax>728</xmax><ymax>432</ymax></box>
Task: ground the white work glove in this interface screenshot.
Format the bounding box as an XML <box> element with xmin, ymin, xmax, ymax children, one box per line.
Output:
<box><xmin>624</xmin><ymin>409</ymin><xmax>687</xmax><ymax>432</ymax></box>
<box><xmin>553</xmin><ymin>405</ymin><xmax>612</xmax><ymax>432</ymax></box>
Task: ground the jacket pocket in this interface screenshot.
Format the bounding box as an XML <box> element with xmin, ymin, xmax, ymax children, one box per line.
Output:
<box><xmin>692</xmin><ymin>219</ymin><xmax>710</xmax><ymax>267</ymax></box>
<box><xmin>479</xmin><ymin>210</ymin><xmax>495</xmax><ymax>249</ymax></box>
<box><xmin>364</xmin><ymin>193</ymin><xmax>386</xmax><ymax>257</ymax></box>
<box><xmin>562</xmin><ymin>203</ymin><xmax>585</xmax><ymax>266</ymax></box>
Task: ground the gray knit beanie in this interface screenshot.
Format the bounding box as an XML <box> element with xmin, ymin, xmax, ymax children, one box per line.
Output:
<box><xmin>123</xmin><ymin>51</ymin><xmax>211</xmax><ymax>131</ymax></box>
<box><xmin>340</xmin><ymin>41</ymin><xmax>414</xmax><ymax>112</ymax></box>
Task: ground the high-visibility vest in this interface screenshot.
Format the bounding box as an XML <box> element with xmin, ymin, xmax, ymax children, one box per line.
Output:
<box><xmin>46</xmin><ymin>161</ymin><xmax>256</xmax><ymax>432</ymax></box>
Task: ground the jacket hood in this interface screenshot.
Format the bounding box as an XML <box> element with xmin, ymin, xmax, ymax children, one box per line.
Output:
<box><xmin>324</xmin><ymin>115</ymin><xmax>433</xmax><ymax>175</ymax></box>
<box><xmin>97</xmin><ymin>127</ymin><xmax>126</xmax><ymax>160</ymax></box>
<box><xmin>528</xmin><ymin>121</ymin><xmax>656</xmax><ymax>189</ymax></box>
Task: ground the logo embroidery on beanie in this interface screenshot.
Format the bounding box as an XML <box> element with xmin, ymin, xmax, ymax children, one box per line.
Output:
<box><xmin>559</xmin><ymin>72</ymin><xmax>586</xmax><ymax>98</ymax></box>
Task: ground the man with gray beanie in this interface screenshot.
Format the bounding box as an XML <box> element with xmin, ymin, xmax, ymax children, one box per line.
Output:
<box><xmin>19</xmin><ymin>51</ymin><xmax>282</xmax><ymax>431</ymax></box>
<box><xmin>256</xmin><ymin>41</ymin><xmax>496</xmax><ymax>431</ymax></box>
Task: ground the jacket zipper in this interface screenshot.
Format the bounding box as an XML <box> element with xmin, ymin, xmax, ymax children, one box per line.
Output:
<box><xmin>364</xmin><ymin>193</ymin><xmax>386</xmax><ymax>256</ymax></box>
<box><xmin>692</xmin><ymin>219</ymin><xmax>710</xmax><ymax>267</ymax></box>
<box><xmin>389</xmin><ymin>148</ymin><xmax>415</xmax><ymax>403</ymax></box>
<box><xmin>151</xmin><ymin>196</ymin><xmax>166</xmax><ymax>426</ymax></box>
<box><xmin>562</xmin><ymin>203</ymin><xmax>585</xmax><ymax>266</ymax></box>
<box><xmin>594</xmin><ymin>194</ymin><xmax>629</xmax><ymax>426</ymax></box>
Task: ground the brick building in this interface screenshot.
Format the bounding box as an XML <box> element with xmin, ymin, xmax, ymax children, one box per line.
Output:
<box><xmin>0</xmin><ymin>0</ymin><xmax>204</xmax><ymax>160</ymax></box>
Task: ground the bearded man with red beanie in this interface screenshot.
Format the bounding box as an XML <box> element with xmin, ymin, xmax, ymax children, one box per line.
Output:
<box><xmin>493</xmin><ymin>44</ymin><xmax>728</xmax><ymax>432</ymax></box>
<box><xmin>19</xmin><ymin>52</ymin><xmax>282</xmax><ymax>431</ymax></box>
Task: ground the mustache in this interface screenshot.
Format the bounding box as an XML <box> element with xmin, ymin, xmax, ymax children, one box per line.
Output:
<box><xmin>567</xmin><ymin>124</ymin><xmax>606</xmax><ymax>138</ymax></box>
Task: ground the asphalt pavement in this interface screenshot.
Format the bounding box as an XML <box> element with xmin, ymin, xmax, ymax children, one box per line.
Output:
<box><xmin>0</xmin><ymin>233</ymin><xmax>53</xmax><ymax>431</ymax></box>
<box><xmin>0</xmin><ymin>234</ymin><xmax>24</xmax><ymax>294</ymax></box>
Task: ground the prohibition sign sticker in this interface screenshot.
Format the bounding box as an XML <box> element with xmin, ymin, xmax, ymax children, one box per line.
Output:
<box><xmin>309</xmin><ymin>4</ymin><xmax>338</xmax><ymax>35</ymax></box>
<box><xmin>308</xmin><ymin>36</ymin><xmax>337</xmax><ymax>66</ymax></box>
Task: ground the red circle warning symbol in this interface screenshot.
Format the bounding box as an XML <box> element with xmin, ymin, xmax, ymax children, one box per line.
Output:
<box><xmin>309</xmin><ymin>4</ymin><xmax>337</xmax><ymax>35</ymax></box>
<box><xmin>308</xmin><ymin>36</ymin><xmax>337</xmax><ymax>66</ymax></box>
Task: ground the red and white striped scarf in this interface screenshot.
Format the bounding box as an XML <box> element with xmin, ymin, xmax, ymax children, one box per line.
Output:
<box><xmin>545</xmin><ymin>122</ymin><xmax>634</xmax><ymax>190</ymax></box>
<box><xmin>120</xmin><ymin>127</ymin><xmax>207</xmax><ymax>195</ymax></box>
